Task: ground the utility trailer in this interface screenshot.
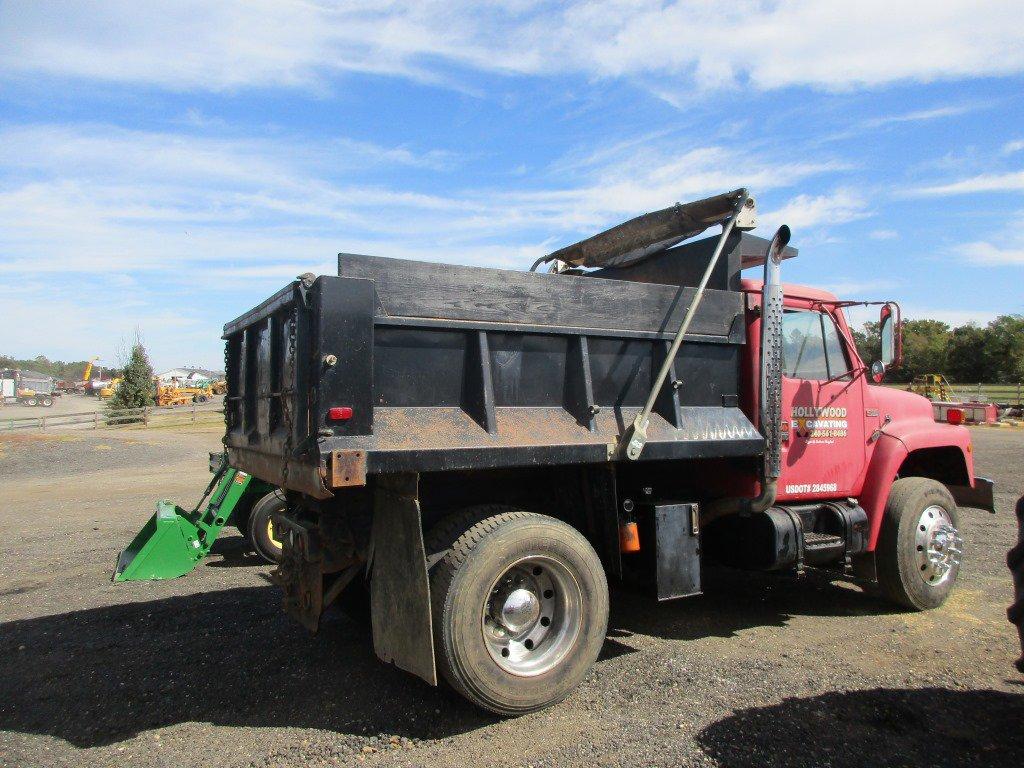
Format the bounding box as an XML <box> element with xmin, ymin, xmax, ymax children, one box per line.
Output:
<box><xmin>173</xmin><ymin>188</ymin><xmax>994</xmax><ymax>714</ymax></box>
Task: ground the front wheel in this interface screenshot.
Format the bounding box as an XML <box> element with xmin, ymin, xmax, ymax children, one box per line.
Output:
<box><xmin>877</xmin><ymin>477</ymin><xmax>963</xmax><ymax>610</ymax></box>
<box><xmin>40</xmin><ymin>396</ymin><xmax>53</xmax><ymax>407</ymax></box>
<box><xmin>427</xmin><ymin>508</ymin><xmax>608</xmax><ymax>715</ymax></box>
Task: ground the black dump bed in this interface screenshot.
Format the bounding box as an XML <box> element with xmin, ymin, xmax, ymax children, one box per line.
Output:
<box><xmin>222</xmin><ymin>230</ymin><xmax>788</xmax><ymax>498</ymax></box>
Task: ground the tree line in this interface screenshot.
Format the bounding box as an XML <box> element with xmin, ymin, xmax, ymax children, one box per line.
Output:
<box><xmin>0</xmin><ymin>354</ymin><xmax>103</xmax><ymax>381</ymax></box>
<box><xmin>851</xmin><ymin>314</ymin><xmax>1024</xmax><ymax>384</ymax></box>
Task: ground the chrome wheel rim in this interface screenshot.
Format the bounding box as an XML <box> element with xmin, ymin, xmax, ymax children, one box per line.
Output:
<box><xmin>482</xmin><ymin>555</ymin><xmax>582</xmax><ymax>677</ymax></box>
<box><xmin>914</xmin><ymin>505</ymin><xmax>962</xmax><ymax>586</ymax></box>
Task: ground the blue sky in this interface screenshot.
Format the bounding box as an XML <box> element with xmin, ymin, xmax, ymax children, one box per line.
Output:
<box><xmin>1</xmin><ymin>1</ymin><xmax>1023</xmax><ymax>371</ymax></box>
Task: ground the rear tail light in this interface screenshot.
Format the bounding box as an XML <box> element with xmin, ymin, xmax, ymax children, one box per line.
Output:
<box><xmin>946</xmin><ymin>408</ymin><xmax>965</xmax><ymax>426</ymax></box>
<box><xmin>328</xmin><ymin>406</ymin><xmax>353</xmax><ymax>421</ymax></box>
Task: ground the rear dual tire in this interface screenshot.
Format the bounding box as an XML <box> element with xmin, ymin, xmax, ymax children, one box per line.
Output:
<box><xmin>427</xmin><ymin>508</ymin><xmax>608</xmax><ymax>715</ymax></box>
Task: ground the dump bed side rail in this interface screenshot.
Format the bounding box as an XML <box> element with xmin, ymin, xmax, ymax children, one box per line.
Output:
<box><xmin>224</xmin><ymin>258</ymin><xmax>763</xmax><ymax>497</ymax></box>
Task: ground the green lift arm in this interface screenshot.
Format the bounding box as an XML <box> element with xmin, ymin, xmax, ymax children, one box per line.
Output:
<box><xmin>113</xmin><ymin>463</ymin><xmax>268</xmax><ymax>582</ymax></box>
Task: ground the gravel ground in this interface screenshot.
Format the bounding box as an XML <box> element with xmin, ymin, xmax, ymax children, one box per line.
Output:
<box><xmin>0</xmin><ymin>392</ymin><xmax>103</xmax><ymax>422</ymax></box>
<box><xmin>1</xmin><ymin>426</ymin><xmax>1022</xmax><ymax>768</ymax></box>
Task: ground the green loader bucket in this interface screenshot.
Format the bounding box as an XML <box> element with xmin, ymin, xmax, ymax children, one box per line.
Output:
<box><xmin>113</xmin><ymin>467</ymin><xmax>254</xmax><ymax>582</ymax></box>
<box><xmin>113</xmin><ymin>501</ymin><xmax>205</xmax><ymax>581</ymax></box>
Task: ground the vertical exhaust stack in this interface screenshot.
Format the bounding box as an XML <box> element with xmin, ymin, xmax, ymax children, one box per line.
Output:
<box><xmin>702</xmin><ymin>224</ymin><xmax>790</xmax><ymax>522</ymax></box>
<box><xmin>759</xmin><ymin>225</ymin><xmax>789</xmax><ymax>487</ymax></box>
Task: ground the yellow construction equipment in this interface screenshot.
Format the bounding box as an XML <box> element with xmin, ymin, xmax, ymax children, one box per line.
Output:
<box><xmin>156</xmin><ymin>384</ymin><xmax>193</xmax><ymax>407</ymax></box>
<box><xmin>178</xmin><ymin>384</ymin><xmax>213</xmax><ymax>402</ymax></box>
<box><xmin>155</xmin><ymin>382</ymin><xmax>213</xmax><ymax>406</ymax></box>
<box><xmin>99</xmin><ymin>377</ymin><xmax>122</xmax><ymax>399</ymax></box>
<box><xmin>82</xmin><ymin>357</ymin><xmax>99</xmax><ymax>385</ymax></box>
<box><xmin>906</xmin><ymin>374</ymin><xmax>965</xmax><ymax>402</ymax></box>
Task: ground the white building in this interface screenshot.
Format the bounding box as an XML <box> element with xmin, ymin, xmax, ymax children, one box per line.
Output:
<box><xmin>156</xmin><ymin>367</ymin><xmax>223</xmax><ymax>385</ymax></box>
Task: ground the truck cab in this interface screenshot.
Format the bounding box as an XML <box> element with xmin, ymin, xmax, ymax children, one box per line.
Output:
<box><xmin>751</xmin><ymin>281</ymin><xmax>980</xmax><ymax>507</ymax></box>
<box><xmin>700</xmin><ymin>279</ymin><xmax>991</xmax><ymax>599</ymax></box>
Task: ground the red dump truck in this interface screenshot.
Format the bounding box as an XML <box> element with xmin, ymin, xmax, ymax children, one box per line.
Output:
<box><xmin>213</xmin><ymin>189</ymin><xmax>993</xmax><ymax>714</ymax></box>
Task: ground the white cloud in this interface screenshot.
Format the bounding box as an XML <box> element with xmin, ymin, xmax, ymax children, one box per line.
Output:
<box><xmin>2</xmin><ymin>1</ymin><xmax>1023</xmax><ymax>94</ymax></box>
<box><xmin>0</xmin><ymin>280</ymin><xmax>215</xmax><ymax>370</ymax></box>
<box><xmin>1003</xmin><ymin>139</ymin><xmax>1024</xmax><ymax>155</ymax></box>
<box><xmin>0</xmin><ymin>122</ymin><xmax>838</xmax><ymax>274</ymax></box>
<box><xmin>950</xmin><ymin>211</ymin><xmax>1024</xmax><ymax>268</ymax></box>
<box><xmin>760</xmin><ymin>190</ymin><xmax>871</xmax><ymax>230</ymax></box>
<box><xmin>910</xmin><ymin>170</ymin><xmax>1024</xmax><ymax>195</ymax></box>
<box><xmin>0</xmin><ymin>123</ymin><xmax>458</xmax><ymax>180</ymax></box>
<box><xmin>0</xmin><ymin>120</ymin><xmax>845</xmax><ymax>364</ymax></box>
<box><xmin>860</xmin><ymin>104</ymin><xmax>980</xmax><ymax>129</ymax></box>
<box><xmin>957</xmin><ymin>241</ymin><xmax>1024</xmax><ymax>266</ymax></box>
<box><xmin>869</xmin><ymin>229</ymin><xmax>898</xmax><ymax>240</ymax></box>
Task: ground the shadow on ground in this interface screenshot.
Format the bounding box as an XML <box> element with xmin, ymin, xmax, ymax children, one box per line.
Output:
<box><xmin>1</xmin><ymin>567</ymin><xmax>904</xmax><ymax>748</ymax></box>
<box><xmin>0</xmin><ymin>584</ymin><xmax>493</xmax><ymax>748</ymax></box>
<box><xmin>205</xmin><ymin>533</ymin><xmax>265</xmax><ymax>568</ymax></box>
<box><xmin>697</xmin><ymin>687</ymin><xmax>1024</xmax><ymax>768</ymax></box>
<box><xmin>609</xmin><ymin>564</ymin><xmax>901</xmax><ymax>643</ymax></box>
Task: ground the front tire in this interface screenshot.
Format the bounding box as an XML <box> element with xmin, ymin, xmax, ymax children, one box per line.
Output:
<box><xmin>877</xmin><ymin>478</ymin><xmax>963</xmax><ymax>610</ymax></box>
<box><xmin>427</xmin><ymin>508</ymin><xmax>608</xmax><ymax>715</ymax></box>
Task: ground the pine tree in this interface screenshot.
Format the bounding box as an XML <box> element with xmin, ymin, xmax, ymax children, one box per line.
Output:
<box><xmin>106</xmin><ymin>340</ymin><xmax>155</xmax><ymax>422</ymax></box>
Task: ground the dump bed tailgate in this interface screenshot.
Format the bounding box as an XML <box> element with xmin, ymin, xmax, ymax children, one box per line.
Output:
<box><xmin>222</xmin><ymin>277</ymin><xmax>374</xmax><ymax>497</ymax></box>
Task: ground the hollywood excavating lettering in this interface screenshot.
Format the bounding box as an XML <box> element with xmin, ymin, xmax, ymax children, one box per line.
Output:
<box><xmin>792</xmin><ymin>405</ymin><xmax>848</xmax><ymax>440</ymax></box>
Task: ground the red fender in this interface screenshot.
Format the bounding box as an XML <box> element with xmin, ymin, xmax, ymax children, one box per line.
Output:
<box><xmin>859</xmin><ymin>392</ymin><xmax>975</xmax><ymax>550</ymax></box>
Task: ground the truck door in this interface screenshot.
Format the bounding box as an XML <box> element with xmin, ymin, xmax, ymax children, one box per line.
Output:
<box><xmin>776</xmin><ymin>307</ymin><xmax>867</xmax><ymax>501</ymax></box>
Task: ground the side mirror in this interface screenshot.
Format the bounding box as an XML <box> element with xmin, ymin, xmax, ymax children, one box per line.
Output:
<box><xmin>878</xmin><ymin>302</ymin><xmax>902</xmax><ymax>369</ymax></box>
<box><xmin>870</xmin><ymin>359</ymin><xmax>886</xmax><ymax>383</ymax></box>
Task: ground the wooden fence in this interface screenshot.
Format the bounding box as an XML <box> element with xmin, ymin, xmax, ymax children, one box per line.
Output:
<box><xmin>954</xmin><ymin>383</ymin><xmax>1023</xmax><ymax>406</ymax></box>
<box><xmin>0</xmin><ymin>401</ymin><xmax>225</xmax><ymax>432</ymax></box>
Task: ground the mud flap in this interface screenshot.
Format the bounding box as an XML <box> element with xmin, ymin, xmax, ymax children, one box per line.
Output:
<box><xmin>370</xmin><ymin>473</ymin><xmax>437</xmax><ymax>686</ymax></box>
<box><xmin>274</xmin><ymin>515</ymin><xmax>326</xmax><ymax>633</ymax></box>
